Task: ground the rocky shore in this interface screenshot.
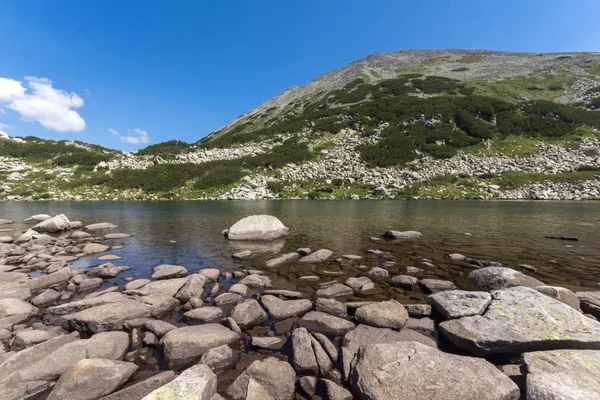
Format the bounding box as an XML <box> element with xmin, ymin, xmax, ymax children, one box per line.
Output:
<box><xmin>0</xmin><ymin>214</ymin><xmax>599</xmax><ymax>399</ymax></box>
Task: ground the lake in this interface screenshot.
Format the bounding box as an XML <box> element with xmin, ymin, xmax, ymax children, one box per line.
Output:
<box><xmin>2</xmin><ymin>200</ymin><xmax>599</xmax><ymax>302</ymax></box>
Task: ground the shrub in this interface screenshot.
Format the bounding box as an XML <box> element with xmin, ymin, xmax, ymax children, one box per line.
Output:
<box><xmin>137</xmin><ymin>140</ymin><xmax>192</xmax><ymax>159</ymax></box>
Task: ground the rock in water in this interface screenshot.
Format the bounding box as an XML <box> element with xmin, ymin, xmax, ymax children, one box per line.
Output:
<box><xmin>143</xmin><ymin>364</ymin><xmax>216</xmax><ymax>400</ymax></box>
<box><xmin>439</xmin><ymin>286</ymin><xmax>600</xmax><ymax>356</ymax></box>
<box><xmin>299</xmin><ymin>311</ymin><xmax>355</xmax><ymax>335</ymax></box>
<box><xmin>47</xmin><ymin>358</ymin><xmax>138</xmax><ymax>400</ymax></box>
<box><xmin>230</xmin><ymin>299</ymin><xmax>268</xmax><ymax>329</ymax></box>
<box><xmin>261</xmin><ymin>295</ymin><xmax>313</xmax><ymax>320</ymax></box>
<box><xmin>226</xmin><ymin>357</ymin><xmax>296</xmax><ymax>400</ymax></box>
<box><xmin>467</xmin><ymin>267</ymin><xmax>544</xmax><ymax>291</ymax></box>
<box><xmin>382</xmin><ymin>230</ymin><xmax>422</xmax><ymax>239</ymax></box>
<box><xmin>151</xmin><ymin>264</ymin><xmax>188</xmax><ymax>280</ymax></box>
<box><xmin>350</xmin><ymin>342</ymin><xmax>520</xmax><ymax>400</ymax></box>
<box><xmin>299</xmin><ymin>249</ymin><xmax>333</xmax><ymax>264</ymax></box>
<box><xmin>427</xmin><ymin>290</ymin><xmax>492</xmax><ymax>319</ymax></box>
<box><xmin>522</xmin><ymin>349</ymin><xmax>600</xmax><ymax>400</ymax></box>
<box><xmin>85</xmin><ymin>222</ymin><xmax>118</xmax><ymax>230</ymax></box>
<box><xmin>226</xmin><ymin>215</ymin><xmax>290</xmax><ymax>241</ymax></box>
<box><xmin>32</xmin><ymin>214</ymin><xmax>71</xmax><ymax>233</ymax></box>
<box><xmin>354</xmin><ymin>300</ymin><xmax>408</xmax><ymax>329</ymax></box>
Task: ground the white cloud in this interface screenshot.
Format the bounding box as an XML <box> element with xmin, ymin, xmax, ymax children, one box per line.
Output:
<box><xmin>111</xmin><ymin>128</ymin><xmax>150</xmax><ymax>145</ymax></box>
<box><xmin>0</xmin><ymin>122</ymin><xmax>12</xmax><ymax>129</ymax></box>
<box><xmin>0</xmin><ymin>76</ymin><xmax>85</xmax><ymax>132</ymax></box>
<box><xmin>0</xmin><ymin>130</ymin><xmax>8</xmax><ymax>138</ymax></box>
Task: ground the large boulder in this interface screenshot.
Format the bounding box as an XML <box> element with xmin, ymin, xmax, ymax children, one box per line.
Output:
<box><xmin>102</xmin><ymin>371</ymin><xmax>175</xmax><ymax>400</ymax></box>
<box><xmin>226</xmin><ymin>357</ymin><xmax>296</xmax><ymax>400</ymax></box>
<box><xmin>226</xmin><ymin>215</ymin><xmax>290</xmax><ymax>241</ymax></box>
<box><xmin>522</xmin><ymin>349</ymin><xmax>600</xmax><ymax>400</ymax></box>
<box><xmin>230</xmin><ymin>299</ymin><xmax>268</xmax><ymax>329</ymax></box>
<box><xmin>46</xmin><ymin>358</ymin><xmax>138</xmax><ymax>400</ymax></box>
<box><xmin>142</xmin><ymin>364</ymin><xmax>216</xmax><ymax>400</ymax></box>
<box><xmin>159</xmin><ymin>324</ymin><xmax>239</xmax><ymax>370</ymax></box>
<box><xmin>467</xmin><ymin>267</ymin><xmax>544</xmax><ymax>291</ymax></box>
<box><xmin>350</xmin><ymin>342</ymin><xmax>520</xmax><ymax>400</ymax></box>
<box><xmin>427</xmin><ymin>290</ymin><xmax>492</xmax><ymax>320</ymax></box>
<box><xmin>23</xmin><ymin>214</ymin><xmax>51</xmax><ymax>224</ymax></box>
<box><xmin>32</xmin><ymin>214</ymin><xmax>71</xmax><ymax>233</ymax></box>
<box><xmin>439</xmin><ymin>286</ymin><xmax>600</xmax><ymax>356</ymax></box>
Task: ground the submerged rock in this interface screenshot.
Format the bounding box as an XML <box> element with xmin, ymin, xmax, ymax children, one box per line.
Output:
<box><xmin>265</xmin><ymin>252</ymin><xmax>300</xmax><ymax>268</ymax></box>
<box><xmin>226</xmin><ymin>215</ymin><xmax>290</xmax><ymax>241</ymax></box>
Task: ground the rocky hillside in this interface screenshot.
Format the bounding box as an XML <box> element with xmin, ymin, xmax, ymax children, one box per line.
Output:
<box><xmin>2</xmin><ymin>49</ymin><xmax>600</xmax><ymax>201</ymax></box>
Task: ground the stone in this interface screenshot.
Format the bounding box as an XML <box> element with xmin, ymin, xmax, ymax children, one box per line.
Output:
<box><xmin>238</xmin><ymin>274</ymin><xmax>271</xmax><ymax>288</ymax></box>
<box><xmin>522</xmin><ymin>349</ymin><xmax>600</xmax><ymax>400</ymax></box>
<box><xmin>0</xmin><ymin>286</ymin><xmax>32</xmax><ymax>301</ymax></box>
<box><xmin>229</xmin><ymin>283</ymin><xmax>248</xmax><ymax>296</ymax></box>
<box><xmin>214</xmin><ymin>292</ymin><xmax>243</xmax><ymax>306</ymax></box>
<box><xmin>576</xmin><ymin>291</ymin><xmax>600</xmax><ymax>318</ymax></box>
<box><xmin>143</xmin><ymin>331</ymin><xmax>158</xmax><ymax>346</ymax></box>
<box><xmin>299</xmin><ymin>311</ymin><xmax>355</xmax><ymax>335</ymax></box>
<box><xmin>70</xmin><ymin>231</ymin><xmax>92</xmax><ymax>239</ymax></box>
<box><xmin>406</xmin><ymin>317</ymin><xmax>435</xmax><ymax>335</ymax></box>
<box><xmin>0</xmin><ymin>236</ymin><xmax>13</xmax><ymax>243</ymax></box>
<box><xmin>24</xmin><ymin>267</ymin><xmax>71</xmax><ymax>291</ymax></box>
<box><xmin>175</xmin><ymin>275</ymin><xmax>206</xmax><ymax>302</ymax></box>
<box><xmin>292</xmin><ymin>327</ymin><xmax>319</xmax><ymax>374</ymax></box>
<box><xmin>404</xmin><ymin>303</ymin><xmax>432</xmax><ymax>317</ymax></box>
<box><xmin>130</xmin><ymin>278</ymin><xmax>188</xmax><ymax>297</ymax></box>
<box><xmin>230</xmin><ymin>299</ymin><xmax>267</xmax><ymax>329</ymax></box>
<box><xmin>439</xmin><ymin>286</ymin><xmax>600</xmax><ymax>356</ymax></box>
<box><xmin>0</xmin><ymin>271</ymin><xmax>29</xmax><ymax>283</ymax></box>
<box><xmin>151</xmin><ymin>264</ymin><xmax>188</xmax><ymax>280</ymax></box>
<box><xmin>226</xmin><ymin>357</ymin><xmax>296</xmax><ymax>400</ymax></box>
<box><xmin>260</xmin><ymin>295</ymin><xmax>312</xmax><ymax>320</ymax></box>
<box><xmin>366</xmin><ymin>267</ymin><xmax>389</xmax><ymax>279</ymax></box>
<box><xmin>78</xmin><ymin>278</ymin><xmax>103</xmax><ymax>291</ymax></box>
<box><xmin>265</xmin><ymin>252</ymin><xmax>300</xmax><ymax>268</ymax></box>
<box><xmin>251</xmin><ymin>336</ymin><xmax>286</xmax><ymax>350</ymax></box>
<box><xmin>97</xmin><ymin>254</ymin><xmax>123</xmax><ymax>261</ymax></box>
<box><xmin>354</xmin><ymin>300</ymin><xmax>408</xmax><ymax>329</ymax></box>
<box><xmin>102</xmin><ymin>371</ymin><xmax>175</xmax><ymax>400</ymax></box>
<box><xmin>246</xmin><ymin>378</ymin><xmax>273</xmax><ymax>400</ymax></box>
<box><xmin>82</xmin><ymin>243</ymin><xmax>110</xmax><ymax>254</ymax></box>
<box><xmin>297</xmin><ymin>248</ymin><xmax>311</xmax><ymax>256</ymax></box>
<box><xmin>315</xmin><ymin>298</ymin><xmax>347</xmax><ymax>318</ymax></box>
<box><xmin>390</xmin><ymin>274</ymin><xmax>419</xmax><ymax>290</ymax></box>
<box><xmin>159</xmin><ymin>324</ymin><xmax>239</xmax><ymax>370</ymax></box>
<box><xmin>382</xmin><ymin>230</ymin><xmax>422</xmax><ymax>239</ymax></box>
<box><xmin>199</xmin><ymin>268</ymin><xmax>220</xmax><ymax>281</ymax></box>
<box><xmin>316</xmin><ymin>283</ymin><xmax>353</xmax><ymax>298</ymax></box>
<box><xmin>226</xmin><ymin>215</ymin><xmax>290</xmax><ymax>241</ymax></box>
<box><xmin>142</xmin><ymin>364</ymin><xmax>216</xmax><ymax>400</ymax></box>
<box><xmin>299</xmin><ymin>249</ymin><xmax>333</xmax><ymax>264</ymax></box>
<box><xmin>32</xmin><ymin>214</ymin><xmax>71</xmax><ymax>233</ymax></box>
<box><xmin>183</xmin><ymin>307</ymin><xmax>223</xmax><ymax>323</ymax></box>
<box><xmin>125</xmin><ymin>279</ymin><xmax>151</xmax><ymax>291</ymax></box>
<box><xmin>535</xmin><ymin>286</ymin><xmax>581</xmax><ymax>311</ymax></box>
<box><xmin>350</xmin><ymin>342</ymin><xmax>519</xmax><ymax>400</ymax></box>
<box><xmin>23</xmin><ymin>214</ymin><xmax>51</xmax><ymax>224</ymax></box>
<box><xmin>11</xmin><ymin>329</ymin><xmax>53</xmax><ymax>351</ymax></box>
<box><xmin>467</xmin><ymin>266</ymin><xmax>545</xmax><ymax>291</ymax></box>
<box><xmin>46</xmin><ymin>358</ymin><xmax>138</xmax><ymax>400</ymax></box>
<box><xmin>200</xmin><ymin>344</ymin><xmax>233</xmax><ymax>370</ymax></box>
<box><xmin>144</xmin><ymin>320</ymin><xmax>177</xmax><ymax>338</ymax></box>
<box><xmin>232</xmin><ymin>250</ymin><xmax>252</xmax><ymax>259</ymax></box>
<box><xmin>427</xmin><ymin>290</ymin><xmax>492</xmax><ymax>319</ymax></box>
<box><xmin>104</xmin><ymin>233</ymin><xmax>131</xmax><ymax>239</ymax></box>
<box><xmin>0</xmin><ymin>298</ymin><xmax>38</xmax><ymax>319</ymax></box>
<box><xmin>88</xmin><ymin>262</ymin><xmax>130</xmax><ymax>279</ymax></box>
<box><xmin>419</xmin><ymin>279</ymin><xmax>457</xmax><ymax>293</ymax></box>
<box><xmin>320</xmin><ymin>379</ymin><xmax>352</xmax><ymax>400</ymax></box>
<box><xmin>85</xmin><ymin>222</ymin><xmax>118</xmax><ymax>230</ymax></box>
<box><xmin>310</xmin><ymin>334</ymin><xmax>333</xmax><ymax>374</ymax></box>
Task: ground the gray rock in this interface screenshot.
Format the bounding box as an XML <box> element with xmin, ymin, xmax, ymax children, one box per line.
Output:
<box><xmin>23</xmin><ymin>214</ymin><xmax>51</xmax><ymax>224</ymax></box>
<box><xmin>320</xmin><ymin>379</ymin><xmax>352</xmax><ymax>400</ymax></box>
<box><xmin>355</xmin><ymin>300</ymin><xmax>408</xmax><ymax>329</ymax></box>
<box><xmin>124</xmin><ymin>279</ymin><xmax>151</xmax><ymax>291</ymax></box>
<box><xmin>251</xmin><ymin>336</ymin><xmax>286</xmax><ymax>350</ymax></box>
<box><xmin>199</xmin><ymin>268</ymin><xmax>220</xmax><ymax>282</ymax></box>
<box><xmin>101</xmin><ymin>371</ymin><xmax>175</xmax><ymax>400</ymax></box>
<box><xmin>427</xmin><ymin>290</ymin><xmax>492</xmax><ymax>319</ymax></box>
<box><xmin>522</xmin><ymin>349</ymin><xmax>600</xmax><ymax>400</ymax></box>
<box><xmin>47</xmin><ymin>358</ymin><xmax>138</xmax><ymax>400</ymax></box>
<box><xmin>143</xmin><ymin>364</ymin><xmax>216</xmax><ymax>400</ymax></box>
<box><xmin>405</xmin><ymin>317</ymin><xmax>435</xmax><ymax>336</ymax></box>
<box><xmin>214</xmin><ymin>292</ymin><xmax>243</xmax><ymax>306</ymax></box>
<box><xmin>226</xmin><ymin>357</ymin><xmax>296</xmax><ymax>400</ymax></box>
<box><xmin>0</xmin><ymin>286</ymin><xmax>32</xmax><ymax>301</ymax></box>
<box><xmin>182</xmin><ymin>307</ymin><xmax>223</xmax><ymax>323</ymax></box>
<box><xmin>420</xmin><ymin>279</ymin><xmax>457</xmax><ymax>293</ymax></box>
<box><xmin>32</xmin><ymin>214</ymin><xmax>71</xmax><ymax>233</ymax></box>
<box><xmin>297</xmin><ymin>248</ymin><xmax>311</xmax><ymax>256</ymax></box>
<box><xmin>390</xmin><ymin>275</ymin><xmax>419</xmax><ymax>290</ymax></box>
<box><xmin>144</xmin><ymin>320</ymin><xmax>177</xmax><ymax>338</ymax></box>
<box><xmin>226</xmin><ymin>215</ymin><xmax>290</xmax><ymax>241</ymax></box>
<box><xmin>310</xmin><ymin>334</ymin><xmax>333</xmax><ymax>374</ymax></box>
<box><xmin>576</xmin><ymin>291</ymin><xmax>600</xmax><ymax>318</ymax></box>
<box><xmin>0</xmin><ymin>271</ymin><xmax>29</xmax><ymax>283</ymax></box>
<box><xmin>366</xmin><ymin>267</ymin><xmax>389</xmax><ymax>280</ymax></box>
<box><xmin>85</xmin><ymin>222</ymin><xmax>118</xmax><ymax>230</ymax></box>
<box><xmin>104</xmin><ymin>233</ymin><xmax>131</xmax><ymax>239</ymax></box>
<box><xmin>298</xmin><ymin>376</ymin><xmax>317</xmax><ymax>398</ymax></box>
<box><xmin>265</xmin><ymin>252</ymin><xmax>300</xmax><ymax>268</ymax></box>
<box><xmin>11</xmin><ymin>329</ymin><xmax>53</xmax><ymax>351</ymax></box>
<box><xmin>200</xmin><ymin>344</ymin><xmax>233</xmax><ymax>371</ymax></box>
<box><xmin>129</xmin><ymin>277</ymin><xmax>188</xmax><ymax>297</ymax></box>
<box><xmin>232</xmin><ymin>250</ymin><xmax>252</xmax><ymax>259</ymax></box>
<box><xmin>261</xmin><ymin>295</ymin><xmax>312</xmax><ymax>320</ymax></box>
<box><xmin>292</xmin><ymin>327</ymin><xmax>319</xmax><ymax>374</ymax></box>
<box><xmin>229</xmin><ymin>283</ymin><xmax>248</xmax><ymax>296</ymax></box>
<box><xmin>299</xmin><ymin>311</ymin><xmax>355</xmax><ymax>335</ymax></box>
<box><xmin>82</xmin><ymin>243</ymin><xmax>110</xmax><ymax>254</ymax></box>
<box><xmin>404</xmin><ymin>304</ymin><xmax>432</xmax><ymax>317</ymax></box>
<box><xmin>382</xmin><ymin>230</ymin><xmax>422</xmax><ymax>239</ymax></box>
<box><xmin>315</xmin><ymin>298</ymin><xmax>347</xmax><ymax>318</ymax></box>
<box><xmin>439</xmin><ymin>286</ymin><xmax>600</xmax><ymax>356</ymax></box>
<box><xmin>0</xmin><ymin>298</ymin><xmax>38</xmax><ymax>319</ymax></box>
<box><xmin>535</xmin><ymin>286</ymin><xmax>581</xmax><ymax>311</ymax></box>
<box><xmin>299</xmin><ymin>249</ymin><xmax>333</xmax><ymax>264</ymax></box>
<box><xmin>151</xmin><ymin>264</ymin><xmax>188</xmax><ymax>280</ymax></box>
<box><xmin>0</xmin><ymin>236</ymin><xmax>13</xmax><ymax>243</ymax></box>
<box><xmin>313</xmin><ymin>331</ymin><xmax>338</xmax><ymax>362</ymax></box>
<box><xmin>316</xmin><ymin>283</ymin><xmax>353</xmax><ymax>298</ymax></box>
<box><xmin>350</xmin><ymin>342</ymin><xmax>519</xmax><ymax>400</ymax></box>
<box><xmin>230</xmin><ymin>299</ymin><xmax>267</xmax><ymax>329</ymax></box>
<box><xmin>246</xmin><ymin>378</ymin><xmax>274</xmax><ymax>400</ymax></box>
<box><xmin>175</xmin><ymin>275</ymin><xmax>206</xmax><ymax>302</ymax></box>
<box><xmin>78</xmin><ymin>278</ymin><xmax>103</xmax><ymax>292</ymax></box>
<box><xmin>70</xmin><ymin>231</ymin><xmax>92</xmax><ymax>239</ymax></box>
<box><xmin>87</xmin><ymin>262</ymin><xmax>130</xmax><ymax>279</ymax></box>
<box><xmin>239</xmin><ymin>274</ymin><xmax>272</xmax><ymax>288</ymax></box>
<box><xmin>467</xmin><ymin>266</ymin><xmax>544</xmax><ymax>291</ymax></box>
<box><xmin>159</xmin><ymin>324</ymin><xmax>239</xmax><ymax>370</ymax></box>
<box><xmin>24</xmin><ymin>267</ymin><xmax>71</xmax><ymax>291</ymax></box>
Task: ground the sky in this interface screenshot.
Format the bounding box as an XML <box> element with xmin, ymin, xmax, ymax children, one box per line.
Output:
<box><xmin>0</xmin><ymin>0</ymin><xmax>599</xmax><ymax>150</ymax></box>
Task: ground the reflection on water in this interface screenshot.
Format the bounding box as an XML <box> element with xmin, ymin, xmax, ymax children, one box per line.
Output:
<box><xmin>2</xmin><ymin>200</ymin><xmax>600</xmax><ymax>296</ymax></box>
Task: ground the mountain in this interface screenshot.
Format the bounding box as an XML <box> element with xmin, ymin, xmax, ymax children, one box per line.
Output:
<box><xmin>1</xmin><ymin>49</ymin><xmax>600</xmax><ymax>201</ymax></box>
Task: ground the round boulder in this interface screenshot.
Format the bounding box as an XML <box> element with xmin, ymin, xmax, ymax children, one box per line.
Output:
<box><xmin>226</xmin><ymin>215</ymin><xmax>290</xmax><ymax>241</ymax></box>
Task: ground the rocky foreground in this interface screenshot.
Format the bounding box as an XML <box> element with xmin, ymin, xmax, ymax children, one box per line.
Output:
<box><xmin>0</xmin><ymin>214</ymin><xmax>599</xmax><ymax>399</ymax></box>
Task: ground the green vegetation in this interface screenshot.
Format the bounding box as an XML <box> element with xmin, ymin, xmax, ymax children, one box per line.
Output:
<box><xmin>137</xmin><ymin>140</ymin><xmax>192</xmax><ymax>159</ymax></box>
<box><xmin>468</xmin><ymin>72</ymin><xmax>575</xmax><ymax>102</ymax></box>
<box><xmin>456</xmin><ymin>55</ymin><xmax>486</xmax><ymax>64</ymax></box>
<box><xmin>0</xmin><ymin>138</ymin><xmax>112</xmax><ymax>165</ymax></box>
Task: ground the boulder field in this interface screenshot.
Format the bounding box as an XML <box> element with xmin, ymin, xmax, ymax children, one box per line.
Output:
<box><xmin>0</xmin><ymin>213</ymin><xmax>598</xmax><ymax>399</ymax></box>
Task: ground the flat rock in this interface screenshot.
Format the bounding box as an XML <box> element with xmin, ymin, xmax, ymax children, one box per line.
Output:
<box><xmin>251</xmin><ymin>336</ymin><xmax>286</xmax><ymax>350</ymax></box>
<box><xmin>404</xmin><ymin>304</ymin><xmax>432</xmax><ymax>317</ymax></box>
<box><xmin>124</xmin><ymin>279</ymin><xmax>151</xmax><ymax>291</ymax></box>
<box><xmin>0</xmin><ymin>298</ymin><xmax>38</xmax><ymax>319</ymax></box>
<box><xmin>47</xmin><ymin>358</ymin><xmax>138</xmax><ymax>400</ymax></box>
<box><xmin>85</xmin><ymin>222</ymin><xmax>118</xmax><ymax>230</ymax></box>
<box><xmin>382</xmin><ymin>230</ymin><xmax>422</xmax><ymax>239</ymax></box>
<box><xmin>265</xmin><ymin>252</ymin><xmax>300</xmax><ymax>268</ymax></box>
<box><xmin>102</xmin><ymin>371</ymin><xmax>175</xmax><ymax>400</ymax></box>
<box><xmin>230</xmin><ymin>299</ymin><xmax>267</xmax><ymax>329</ymax></box>
<box><xmin>159</xmin><ymin>324</ymin><xmax>239</xmax><ymax>370</ymax></box>
<box><xmin>24</xmin><ymin>267</ymin><xmax>71</xmax><ymax>291</ymax></box>
<box><xmin>239</xmin><ymin>274</ymin><xmax>271</xmax><ymax>288</ymax></box>
<box><xmin>97</xmin><ymin>254</ymin><xmax>123</xmax><ymax>261</ymax></box>
<box><xmin>88</xmin><ymin>262</ymin><xmax>130</xmax><ymax>278</ymax></box>
<box><xmin>576</xmin><ymin>291</ymin><xmax>600</xmax><ymax>318</ymax></box>
<box><xmin>232</xmin><ymin>250</ymin><xmax>252</xmax><ymax>259</ymax></box>
<box><xmin>316</xmin><ymin>283</ymin><xmax>353</xmax><ymax>298</ymax></box>
<box><xmin>261</xmin><ymin>295</ymin><xmax>312</xmax><ymax>320</ymax></box>
<box><xmin>214</xmin><ymin>292</ymin><xmax>243</xmax><ymax>306</ymax></box>
<box><xmin>143</xmin><ymin>364</ymin><xmax>216</xmax><ymax>400</ymax></box>
<box><xmin>0</xmin><ymin>271</ymin><xmax>29</xmax><ymax>283</ymax></box>
<box><xmin>31</xmin><ymin>289</ymin><xmax>61</xmax><ymax>307</ymax></box>
<box><xmin>32</xmin><ymin>214</ymin><xmax>71</xmax><ymax>233</ymax></box>
<box><xmin>355</xmin><ymin>300</ymin><xmax>408</xmax><ymax>329</ymax></box>
<box><xmin>467</xmin><ymin>267</ymin><xmax>545</xmax><ymax>291</ymax></box>
<box><xmin>82</xmin><ymin>243</ymin><xmax>110</xmax><ymax>254</ymax></box>
<box><xmin>299</xmin><ymin>311</ymin><xmax>355</xmax><ymax>335</ymax></box>
<box><xmin>151</xmin><ymin>264</ymin><xmax>188</xmax><ymax>280</ymax></box>
<box><xmin>522</xmin><ymin>349</ymin><xmax>600</xmax><ymax>400</ymax></box>
<box><xmin>419</xmin><ymin>279</ymin><xmax>457</xmax><ymax>293</ymax></box>
<box><xmin>406</xmin><ymin>316</ymin><xmax>435</xmax><ymax>335</ymax></box>
<box><xmin>440</xmin><ymin>286</ymin><xmax>600</xmax><ymax>356</ymax></box>
<box><xmin>129</xmin><ymin>278</ymin><xmax>188</xmax><ymax>297</ymax></box>
<box><xmin>535</xmin><ymin>286</ymin><xmax>581</xmax><ymax>311</ymax></box>
<box><xmin>391</xmin><ymin>275</ymin><xmax>419</xmax><ymax>290</ymax></box>
<box><xmin>144</xmin><ymin>320</ymin><xmax>177</xmax><ymax>338</ymax></box>
<box><xmin>70</xmin><ymin>231</ymin><xmax>91</xmax><ymax>239</ymax></box>
<box><xmin>427</xmin><ymin>290</ymin><xmax>492</xmax><ymax>319</ymax></box>
<box><xmin>182</xmin><ymin>307</ymin><xmax>223</xmax><ymax>323</ymax></box>
<box><xmin>350</xmin><ymin>342</ymin><xmax>519</xmax><ymax>400</ymax></box>
<box><xmin>299</xmin><ymin>249</ymin><xmax>333</xmax><ymax>264</ymax></box>
<box><xmin>23</xmin><ymin>214</ymin><xmax>51</xmax><ymax>224</ymax></box>
<box><xmin>226</xmin><ymin>215</ymin><xmax>290</xmax><ymax>241</ymax></box>
<box><xmin>11</xmin><ymin>329</ymin><xmax>53</xmax><ymax>351</ymax></box>
<box><xmin>315</xmin><ymin>298</ymin><xmax>347</xmax><ymax>318</ymax></box>
<box><xmin>226</xmin><ymin>357</ymin><xmax>296</xmax><ymax>400</ymax></box>
<box><xmin>104</xmin><ymin>233</ymin><xmax>131</xmax><ymax>239</ymax></box>
<box><xmin>0</xmin><ymin>286</ymin><xmax>32</xmax><ymax>301</ymax></box>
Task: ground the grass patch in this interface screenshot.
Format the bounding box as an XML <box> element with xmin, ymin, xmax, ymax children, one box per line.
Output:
<box><xmin>456</xmin><ymin>55</ymin><xmax>486</xmax><ymax>64</ymax></box>
<box><xmin>467</xmin><ymin>72</ymin><xmax>576</xmax><ymax>102</ymax></box>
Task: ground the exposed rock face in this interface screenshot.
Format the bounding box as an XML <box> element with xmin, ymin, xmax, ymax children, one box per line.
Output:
<box><xmin>439</xmin><ymin>287</ymin><xmax>600</xmax><ymax>356</ymax></box>
<box><xmin>32</xmin><ymin>214</ymin><xmax>71</xmax><ymax>233</ymax></box>
<box><xmin>143</xmin><ymin>364</ymin><xmax>216</xmax><ymax>400</ymax></box>
<box><xmin>226</xmin><ymin>215</ymin><xmax>290</xmax><ymax>241</ymax></box>
<box><xmin>226</xmin><ymin>357</ymin><xmax>296</xmax><ymax>400</ymax></box>
<box><xmin>354</xmin><ymin>300</ymin><xmax>408</xmax><ymax>329</ymax></box>
<box><xmin>159</xmin><ymin>324</ymin><xmax>239</xmax><ymax>370</ymax></box>
<box><xmin>350</xmin><ymin>342</ymin><xmax>520</xmax><ymax>400</ymax></box>
<box><xmin>467</xmin><ymin>267</ymin><xmax>544</xmax><ymax>291</ymax></box>
<box><xmin>427</xmin><ymin>290</ymin><xmax>492</xmax><ymax>319</ymax></box>
<box><xmin>522</xmin><ymin>349</ymin><xmax>600</xmax><ymax>400</ymax></box>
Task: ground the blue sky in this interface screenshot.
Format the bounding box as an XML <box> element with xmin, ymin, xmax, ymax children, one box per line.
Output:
<box><xmin>0</xmin><ymin>0</ymin><xmax>599</xmax><ymax>150</ymax></box>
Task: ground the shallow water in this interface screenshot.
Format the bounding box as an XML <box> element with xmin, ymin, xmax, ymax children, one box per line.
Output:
<box><xmin>2</xmin><ymin>200</ymin><xmax>600</xmax><ymax>298</ymax></box>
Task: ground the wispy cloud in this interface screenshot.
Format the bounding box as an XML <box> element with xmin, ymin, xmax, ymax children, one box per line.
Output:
<box><xmin>109</xmin><ymin>128</ymin><xmax>150</xmax><ymax>145</ymax></box>
<box><xmin>0</xmin><ymin>76</ymin><xmax>85</xmax><ymax>132</ymax></box>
